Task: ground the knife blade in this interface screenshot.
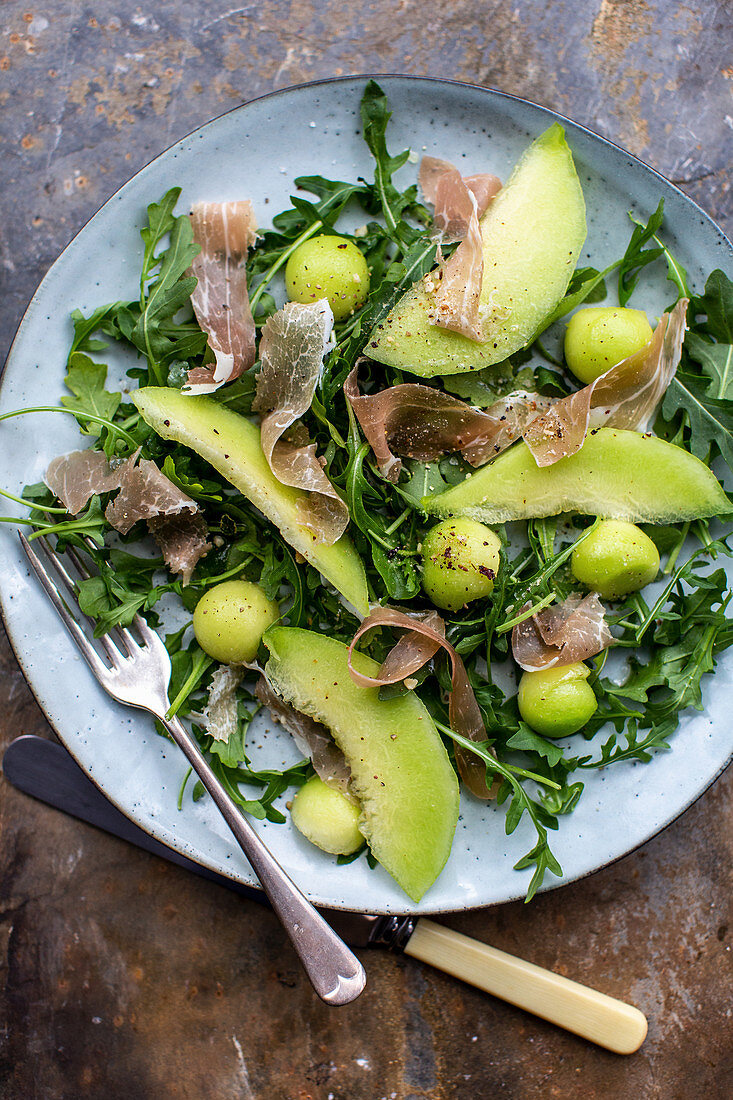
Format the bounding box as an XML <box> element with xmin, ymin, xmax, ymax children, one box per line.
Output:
<box><xmin>1</xmin><ymin>735</ymin><xmax>389</xmax><ymax>948</ymax></box>
<box><xmin>1</xmin><ymin>734</ymin><xmax>648</xmax><ymax>1052</ymax></box>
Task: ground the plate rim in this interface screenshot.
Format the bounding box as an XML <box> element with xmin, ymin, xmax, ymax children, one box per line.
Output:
<box><xmin>1</xmin><ymin>73</ymin><xmax>732</xmax><ymax>915</ymax></box>
<box><xmin>2</xmin><ymin>72</ymin><xmax>731</xmax><ymax>378</ymax></box>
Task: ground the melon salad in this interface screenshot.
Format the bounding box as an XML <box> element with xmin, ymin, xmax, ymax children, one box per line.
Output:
<box><xmin>8</xmin><ymin>80</ymin><xmax>733</xmax><ymax>903</ymax></box>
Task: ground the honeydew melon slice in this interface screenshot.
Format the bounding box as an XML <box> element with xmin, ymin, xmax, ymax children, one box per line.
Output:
<box><xmin>422</xmin><ymin>428</ymin><xmax>731</xmax><ymax>524</ymax></box>
<box><xmin>132</xmin><ymin>387</ymin><xmax>369</xmax><ymax>615</ymax></box>
<box><xmin>263</xmin><ymin>627</ymin><xmax>460</xmax><ymax>902</ymax></box>
<box><xmin>368</xmin><ymin>124</ymin><xmax>587</xmax><ymax>377</ymax></box>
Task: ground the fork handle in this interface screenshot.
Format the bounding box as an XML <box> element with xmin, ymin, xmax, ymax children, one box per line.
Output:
<box><xmin>161</xmin><ymin>714</ymin><xmax>366</xmax><ymax>1005</ymax></box>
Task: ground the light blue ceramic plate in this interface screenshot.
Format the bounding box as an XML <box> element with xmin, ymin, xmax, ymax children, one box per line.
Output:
<box><xmin>1</xmin><ymin>77</ymin><xmax>731</xmax><ymax>915</ymax></box>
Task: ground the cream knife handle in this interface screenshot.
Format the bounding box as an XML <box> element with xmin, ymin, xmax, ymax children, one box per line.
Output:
<box><xmin>404</xmin><ymin>919</ymin><xmax>647</xmax><ymax>1054</ymax></box>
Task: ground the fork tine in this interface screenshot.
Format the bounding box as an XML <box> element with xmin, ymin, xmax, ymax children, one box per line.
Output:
<box><xmin>41</xmin><ymin>541</ymin><xmax>116</xmax><ymax>660</ymax></box>
<box><xmin>35</xmin><ymin>537</ymin><xmax>128</xmax><ymax>666</ymax></box>
<box><xmin>63</xmin><ymin>539</ymin><xmax>142</xmax><ymax>657</ymax></box>
<box><xmin>19</xmin><ymin>533</ymin><xmax>112</xmax><ymax>681</ymax></box>
<box><xmin>77</xmin><ymin>540</ymin><xmax>147</xmax><ymax>657</ymax></box>
<box><xmin>46</xmin><ymin>527</ymin><xmax>157</xmax><ymax>660</ymax></box>
<box><xmin>61</xmin><ymin>541</ymin><xmax>92</xmax><ymax>579</ymax></box>
<box><xmin>75</xmin><ymin>533</ymin><xmax>159</xmax><ymax>656</ymax></box>
<box><xmin>131</xmin><ymin>612</ymin><xmax>161</xmax><ymax>648</ymax></box>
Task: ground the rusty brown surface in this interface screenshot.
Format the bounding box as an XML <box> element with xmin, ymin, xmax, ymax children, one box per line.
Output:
<box><xmin>1</xmin><ymin>1</ymin><xmax>732</xmax><ymax>1097</ymax></box>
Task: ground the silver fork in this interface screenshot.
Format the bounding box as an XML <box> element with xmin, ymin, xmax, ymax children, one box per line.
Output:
<box><xmin>18</xmin><ymin>531</ymin><xmax>366</xmax><ymax>1006</ymax></box>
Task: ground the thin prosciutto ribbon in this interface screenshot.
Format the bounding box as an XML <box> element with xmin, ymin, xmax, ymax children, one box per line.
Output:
<box><xmin>524</xmin><ymin>298</ymin><xmax>688</xmax><ymax>465</ymax></box>
<box><xmin>344</xmin><ymin>365</ymin><xmax>550</xmax><ymax>481</ymax></box>
<box><xmin>255</xmin><ymin>676</ymin><xmax>353</xmax><ymax>796</ymax></box>
<box><xmin>511</xmin><ymin>592</ymin><xmax>613</xmax><ymax>672</ymax></box>
<box><xmin>346</xmin><ymin>606</ymin><xmax>495</xmax><ymax>799</ymax></box>
<box><xmin>253</xmin><ymin>299</ymin><xmax>349</xmax><ymax>544</ymax></box>
<box><xmin>185</xmin><ymin>201</ymin><xmax>258</xmax><ymax>394</ymax></box>
<box><xmin>44</xmin><ymin>449</ymin><xmax>210</xmax><ymax>583</ymax></box>
<box><xmin>419</xmin><ymin>156</ymin><xmax>501</xmax><ymax>342</ymax></box>
<box><xmin>419</xmin><ymin>156</ymin><xmax>501</xmax><ymax>243</ymax></box>
<box><xmin>346</xmin><ymin>299</ymin><xmax>688</xmax><ymax>479</ymax></box>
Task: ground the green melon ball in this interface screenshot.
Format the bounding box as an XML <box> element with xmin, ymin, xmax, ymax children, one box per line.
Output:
<box><xmin>564</xmin><ymin>306</ymin><xmax>654</xmax><ymax>383</ymax></box>
<box><xmin>517</xmin><ymin>663</ymin><xmax>597</xmax><ymax>738</ymax></box>
<box><xmin>291</xmin><ymin>775</ymin><xmax>364</xmax><ymax>855</ymax></box>
<box><xmin>571</xmin><ymin>520</ymin><xmax>660</xmax><ymax>600</ymax></box>
<box><xmin>421</xmin><ymin>518</ymin><xmax>501</xmax><ymax>612</ymax></box>
<box><xmin>193</xmin><ymin>580</ymin><xmax>279</xmax><ymax>664</ymax></box>
<box><xmin>285</xmin><ymin>234</ymin><xmax>370</xmax><ymax>321</ymax></box>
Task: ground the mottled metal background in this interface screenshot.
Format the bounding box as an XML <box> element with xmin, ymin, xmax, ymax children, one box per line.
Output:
<box><xmin>1</xmin><ymin>2</ymin><xmax>732</xmax><ymax>1097</ymax></box>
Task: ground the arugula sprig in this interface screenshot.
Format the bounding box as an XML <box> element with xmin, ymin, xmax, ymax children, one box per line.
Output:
<box><xmin>433</xmin><ymin>721</ymin><xmax>563</xmax><ymax>902</ymax></box>
<box><xmin>170</xmin><ymin>647</ymin><xmax>310</xmax><ymax>822</ymax></box>
<box><xmin>617</xmin><ymin>199</ymin><xmax>667</xmax><ymax>305</ymax></box>
<box><xmin>359</xmin><ymin>79</ymin><xmax>431</xmax><ymax>247</ymax></box>
<box><xmin>342</xmin><ymin>435</ymin><xmax>421</xmax><ymax>601</ymax></box>
<box><xmin>60</xmin><ymin>188</ymin><xmax>207</xmax><ymax>393</ymax></box>
<box><xmin>549</xmin><ymin>198</ymin><xmax>691</xmax><ymax>322</ymax></box>
<box><xmin>247</xmin><ymin>176</ymin><xmax>368</xmax><ymax>322</ymax></box>
<box><xmin>130</xmin><ymin>192</ymin><xmax>203</xmax><ymax>382</ymax></box>
<box><xmin>658</xmin><ymin>269</ymin><xmax>733</xmax><ymax>475</ymax></box>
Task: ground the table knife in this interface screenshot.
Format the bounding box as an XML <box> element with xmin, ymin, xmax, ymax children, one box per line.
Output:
<box><xmin>2</xmin><ymin>734</ymin><xmax>647</xmax><ymax>1053</ymax></box>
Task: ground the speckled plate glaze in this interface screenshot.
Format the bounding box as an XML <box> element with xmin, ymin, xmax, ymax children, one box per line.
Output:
<box><xmin>1</xmin><ymin>77</ymin><xmax>732</xmax><ymax>915</ymax></box>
